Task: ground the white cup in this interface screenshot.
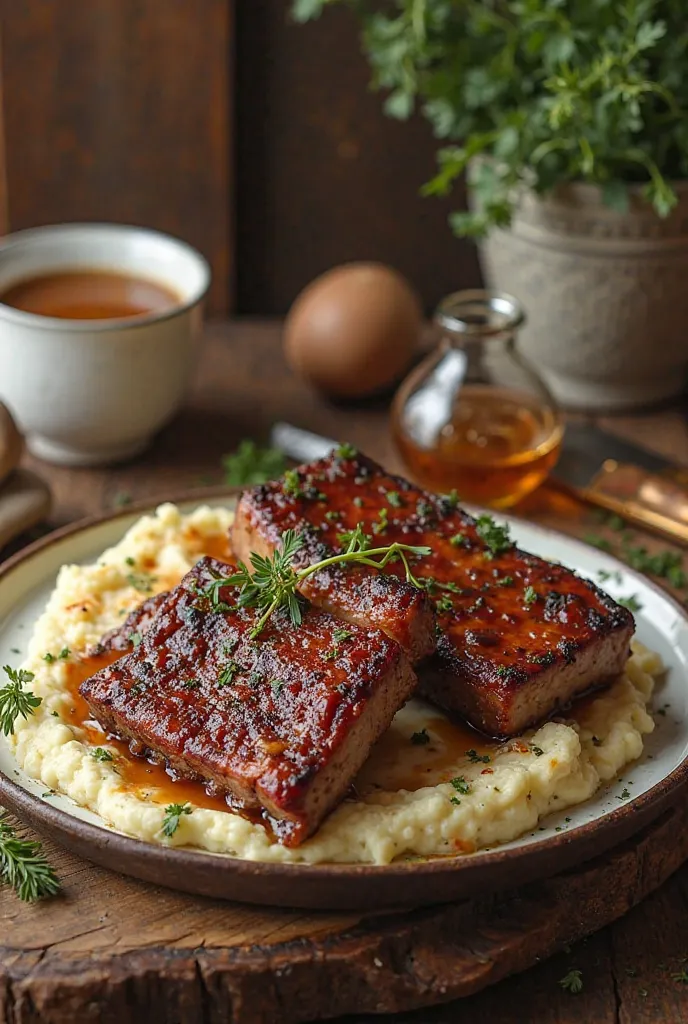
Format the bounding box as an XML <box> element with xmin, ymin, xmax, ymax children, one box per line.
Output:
<box><xmin>0</xmin><ymin>223</ymin><xmax>211</xmax><ymax>466</ymax></box>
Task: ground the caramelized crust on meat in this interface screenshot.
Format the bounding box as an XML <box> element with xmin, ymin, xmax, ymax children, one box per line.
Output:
<box><xmin>233</xmin><ymin>481</ymin><xmax>436</xmax><ymax>665</ymax></box>
<box><xmin>80</xmin><ymin>556</ymin><xmax>417</xmax><ymax>845</ymax></box>
<box><xmin>232</xmin><ymin>451</ymin><xmax>634</xmax><ymax>737</ymax></box>
<box><xmin>92</xmin><ymin>591</ymin><xmax>172</xmax><ymax>653</ymax></box>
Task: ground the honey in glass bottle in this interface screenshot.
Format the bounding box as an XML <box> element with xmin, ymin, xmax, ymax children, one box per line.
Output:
<box><xmin>391</xmin><ymin>290</ymin><xmax>563</xmax><ymax>508</ymax></box>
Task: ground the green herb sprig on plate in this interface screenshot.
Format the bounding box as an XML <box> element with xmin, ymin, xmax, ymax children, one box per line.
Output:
<box><xmin>199</xmin><ymin>526</ymin><xmax>431</xmax><ymax>640</ymax></box>
<box><xmin>0</xmin><ymin>666</ymin><xmax>41</xmax><ymax>736</ymax></box>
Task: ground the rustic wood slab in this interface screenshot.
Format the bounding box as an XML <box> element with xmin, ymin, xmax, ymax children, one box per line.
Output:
<box><xmin>1</xmin><ymin>798</ymin><xmax>687</xmax><ymax>1024</ymax></box>
<box><xmin>4</xmin><ymin>322</ymin><xmax>688</xmax><ymax>1024</ymax></box>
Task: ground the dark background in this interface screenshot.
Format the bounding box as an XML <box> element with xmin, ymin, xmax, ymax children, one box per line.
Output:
<box><xmin>0</xmin><ymin>0</ymin><xmax>480</xmax><ymax>314</ymax></box>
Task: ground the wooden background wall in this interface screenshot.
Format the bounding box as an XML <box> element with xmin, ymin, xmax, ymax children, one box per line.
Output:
<box><xmin>0</xmin><ymin>1</ymin><xmax>480</xmax><ymax>316</ymax></box>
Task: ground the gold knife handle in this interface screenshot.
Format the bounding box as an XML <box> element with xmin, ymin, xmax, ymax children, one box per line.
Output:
<box><xmin>578</xmin><ymin>460</ymin><xmax>688</xmax><ymax>546</ymax></box>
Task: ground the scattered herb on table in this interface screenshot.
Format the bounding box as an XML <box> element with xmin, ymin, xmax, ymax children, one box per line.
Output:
<box><xmin>559</xmin><ymin>969</ymin><xmax>583</xmax><ymax>994</ymax></box>
<box><xmin>411</xmin><ymin>729</ymin><xmax>430</xmax><ymax>746</ymax></box>
<box><xmin>672</xmin><ymin>969</ymin><xmax>688</xmax><ymax>984</ymax></box>
<box><xmin>598</xmin><ymin>569</ymin><xmax>623</xmax><ymax>584</ymax></box>
<box><xmin>161</xmin><ymin>803</ymin><xmax>192</xmax><ymax>838</ymax></box>
<box><xmin>222</xmin><ymin>440</ymin><xmax>287</xmax><ymax>486</ymax></box>
<box><xmin>583</xmin><ymin>534</ymin><xmax>613</xmax><ymax>552</ymax></box>
<box><xmin>0</xmin><ymin>812</ymin><xmax>60</xmax><ymax>902</ymax></box>
<box><xmin>113</xmin><ymin>491</ymin><xmax>132</xmax><ymax>508</ymax></box>
<box><xmin>0</xmin><ymin>666</ymin><xmax>41</xmax><ymax>736</ymax></box>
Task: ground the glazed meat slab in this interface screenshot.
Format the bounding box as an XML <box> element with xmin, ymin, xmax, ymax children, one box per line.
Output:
<box><xmin>233</xmin><ymin>451</ymin><xmax>634</xmax><ymax>737</ymax></box>
<box><xmin>80</xmin><ymin>556</ymin><xmax>417</xmax><ymax>846</ymax></box>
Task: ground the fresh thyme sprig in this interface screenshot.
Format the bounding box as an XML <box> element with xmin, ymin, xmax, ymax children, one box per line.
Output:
<box><xmin>0</xmin><ymin>666</ymin><xmax>41</xmax><ymax>737</ymax></box>
<box><xmin>199</xmin><ymin>526</ymin><xmax>431</xmax><ymax>638</ymax></box>
<box><xmin>0</xmin><ymin>812</ymin><xmax>60</xmax><ymax>902</ymax></box>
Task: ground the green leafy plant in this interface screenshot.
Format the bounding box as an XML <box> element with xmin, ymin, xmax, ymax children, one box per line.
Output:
<box><xmin>294</xmin><ymin>0</ymin><xmax>688</xmax><ymax>234</ymax></box>
<box><xmin>0</xmin><ymin>813</ymin><xmax>60</xmax><ymax>902</ymax></box>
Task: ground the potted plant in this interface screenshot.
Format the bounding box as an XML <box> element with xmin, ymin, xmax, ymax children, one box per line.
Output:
<box><xmin>293</xmin><ymin>0</ymin><xmax>688</xmax><ymax>411</ymax></box>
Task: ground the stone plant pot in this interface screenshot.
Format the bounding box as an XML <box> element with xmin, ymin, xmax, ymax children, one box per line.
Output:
<box><xmin>477</xmin><ymin>180</ymin><xmax>688</xmax><ymax>411</ymax></box>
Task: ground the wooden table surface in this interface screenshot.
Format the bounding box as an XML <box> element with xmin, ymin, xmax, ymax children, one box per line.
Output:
<box><xmin>8</xmin><ymin>319</ymin><xmax>688</xmax><ymax>1023</ymax></box>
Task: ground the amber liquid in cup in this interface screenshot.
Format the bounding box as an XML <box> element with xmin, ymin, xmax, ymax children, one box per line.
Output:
<box><xmin>393</xmin><ymin>385</ymin><xmax>563</xmax><ymax>508</ymax></box>
<box><xmin>0</xmin><ymin>269</ymin><xmax>179</xmax><ymax>320</ymax></box>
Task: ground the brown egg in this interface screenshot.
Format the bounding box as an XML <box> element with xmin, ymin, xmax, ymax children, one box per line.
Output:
<box><xmin>284</xmin><ymin>262</ymin><xmax>421</xmax><ymax>398</ymax></box>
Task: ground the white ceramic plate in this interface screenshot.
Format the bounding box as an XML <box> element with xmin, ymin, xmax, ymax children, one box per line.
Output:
<box><xmin>0</xmin><ymin>494</ymin><xmax>686</xmax><ymax>910</ymax></box>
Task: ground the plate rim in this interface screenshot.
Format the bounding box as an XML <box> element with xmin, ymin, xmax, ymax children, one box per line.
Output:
<box><xmin>1</xmin><ymin>487</ymin><xmax>688</xmax><ymax>909</ymax></box>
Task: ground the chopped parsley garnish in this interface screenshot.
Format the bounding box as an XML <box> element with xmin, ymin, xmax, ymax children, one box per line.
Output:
<box><xmin>442</xmin><ymin>489</ymin><xmax>460</xmax><ymax>509</ymax></box>
<box><xmin>126</xmin><ymin>571</ymin><xmax>157</xmax><ymax>594</ymax></box>
<box><xmin>335</xmin><ymin>442</ymin><xmax>357</xmax><ymax>459</ymax></box>
<box><xmin>270</xmin><ymin>679</ymin><xmax>284</xmax><ymax>698</ymax></box>
<box><xmin>372</xmin><ymin>507</ymin><xmax>389</xmax><ymax>534</ymax></box>
<box><xmin>450</xmin><ymin>796</ymin><xmax>461</xmax><ymax>806</ymax></box>
<box><xmin>416</xmin><ymin>500</ymin><xmax>434</xmax><ymax>519</ymax></box>
<box><xmin>129</xmin><ymin>632</ymin><xmax>143</xmax><ymax>648</ymax></box>
<box><xmin>91</xmin><ymin>747</ymin><xmax>114</xmax><ymax>763</ymax></box>
<box><xmin>672</xmin><ymin>969</ymin><xmax>688</xmax><ymax>983</ymax></box>
<box><xmin>353</xmin><ymin>496</ymin><xmax>363</xmax><ymax>508</ymax></box>
<box><xmin>449</xmin><ymin>533</ymin><xmax>467</xmax><ymax>547</ymax></box>
<box><xmin>598</xmin><ymin>569</ymin><xmax>622</xmax><ymax>584</ymax></box>
<box><xmin>411</xmin><ymin>728</ymin><xmax>430</xmax><ymax>746</ymax></box>
<box><xmin>450</xmin><ymin>776</ymin><xmax>470</xmax><ymax>795</ymax></box>
<box><xmin>496</xmin><ymin>575</ymin><xmax>514</xmax><ymax>586</ymax></box>
<box><xmin>181</xmin><ymin>679</ymin><xmax>200</xmax><ymax>690</ymax></box>
<box><xmin>435</xmin><ymin>595</ymin><xmax>453</xmax><ymax>614</ymax></box>
<box><xmin>125</xmin><ymin>556</ymin><xmax>136</xmax><ymax>567</ymax></box>
<box><xmin>217</xmin><ymin>662</ymin><xmax>240</xmax><ymax>687</ymax></box>
<box><xmin>465</xmin><ymin>749</ymin><xmax>491</xmax><ymax>764</ymax></box>
<box><xmin>324</xmin><ymin>627</ymin><xmax>355</xmax><ymax>661</ymax></box>
<box><xmin>283</xmin><ymin>469</ymin><xmax>304</xmax><ymax>498</ymax></box>
<box><xmin>161</xmin><ymin>803</ymin><xmax>192</xmax><ymax>838</ymax></box>
<box><xmin>222</xmin><ymin>440</ymin><xmax>286</xmax><ymax>486</ymax></box>
<box><xmin>43</xmin><ymin>647</ymin><xmax>70</xmax><ymax>664</ymax></box>
<box><xmin>523</xmin><ymin>585</ymin><xmax>537</xmax><ymax>606</ymax></box>
<box><xmin>559</xmin><ymin>969</ymin><xmax>583</xmax><ymax>994</ymax></box>
<box><xmin>617</xmin><ymin>594</ymin><xmax>643</xmax><ymax>612</ymax></box>
<box><xmin>0</xmin><ymin>666</ymin><xmax>41</xmax><ymax>737</ymax></box>
<box><xmin>475</xmin><ymin>515</ymin><xmax>512</xmax><ymax>556</ymax></box>
<box><xmin>325</xmin><ymin>509</ymin><xmax>342</xmax><ymax>522</ymax></box>
<box><xmin>386</xmin><ymin>490</ymin><xmax>402</xmax><ymax>508</ymax></box>
<box><xmin>530</xmin><ymin>745</ymin><xmax>544</xmax><ymax>757</ymax></box>
<box><xmin>617</xmin><ymin>787</ymin><xmax>631</xmax><ymax>800</ymax></box>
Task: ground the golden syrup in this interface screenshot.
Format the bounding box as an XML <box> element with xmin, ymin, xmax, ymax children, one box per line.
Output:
<box><xmin>393</xmin><ymin>385</ymin><xmax>563</xmax><ymax>508</ymax></box>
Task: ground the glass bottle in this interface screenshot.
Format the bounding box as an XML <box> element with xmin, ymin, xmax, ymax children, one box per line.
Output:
<box><xmin>391</xmin><ymin>290</ymin><xmax>564</xmax><ymax>508</ymax></box>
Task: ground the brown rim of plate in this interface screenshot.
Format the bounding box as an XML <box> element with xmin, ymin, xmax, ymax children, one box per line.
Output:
<box><xmin>1</xmin><ymin>489</ymin><xmax>687</xmax><ymax>911</ymax></box>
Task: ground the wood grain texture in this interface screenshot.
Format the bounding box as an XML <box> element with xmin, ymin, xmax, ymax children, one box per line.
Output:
<box><xmin>4</xmin><ymin>320</ymin><xmax>688</xmax><ymax>1023</ymax></box>
<box><xmin>0</xmin><ymin>0</ymin><xmax>233</xmax><ymax>312</ymax></box>
<box><xmin>2</xmin><ymin>802</ymin><xmax>688</xmax><ymax>1024</ymax></box>
<box><xmin>235</xmin><ymin>3</ymin><xmax>481</xmax><ymax>314</ymax></box>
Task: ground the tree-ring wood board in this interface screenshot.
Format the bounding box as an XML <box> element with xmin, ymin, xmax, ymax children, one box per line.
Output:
<box><xmin>1</xmin><ymin>799</ymin><xmax>687</xmax><ymax>1023</ymax></box>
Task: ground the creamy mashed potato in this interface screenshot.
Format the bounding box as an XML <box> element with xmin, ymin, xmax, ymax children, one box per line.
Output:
<box><xmin>9</xmin><ymin>504</ymin><xmax>661</xmax><ymax>865</ymax></box>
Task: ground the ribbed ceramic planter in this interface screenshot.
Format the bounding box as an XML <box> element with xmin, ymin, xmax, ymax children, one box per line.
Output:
<box><xmin>477</xmin><ymin>181</ymin><xmax>688</xmax><ymax>411</ymax></box>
